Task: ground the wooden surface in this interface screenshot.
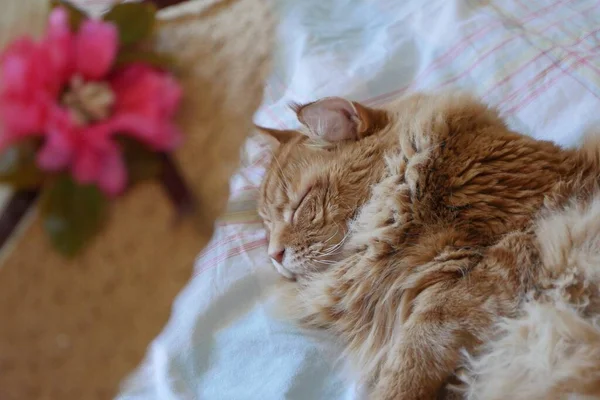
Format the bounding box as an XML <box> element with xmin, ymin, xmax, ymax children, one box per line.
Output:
<box><xmin>0</xmin><ymin>0</ymin><xmax>274</xmax><ymax>398</ymax></box>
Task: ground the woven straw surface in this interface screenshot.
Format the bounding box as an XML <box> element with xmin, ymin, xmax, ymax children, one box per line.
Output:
<box><xmin>0</xmin><ymin>1</ymin><xmax>273</xmax><ymax>398</ymax></box>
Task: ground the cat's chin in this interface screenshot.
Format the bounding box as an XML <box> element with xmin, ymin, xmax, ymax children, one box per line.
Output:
<box><xmin>270</xmin><ymin>258</ymin><xmax>296</xmax><ymax>280</ymax></box>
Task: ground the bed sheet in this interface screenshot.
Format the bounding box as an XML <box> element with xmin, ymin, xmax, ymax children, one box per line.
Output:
<box><xmin>116</xmin><ymin>0</ymin><xmax>600</xmax><ymax>399</ymax></box>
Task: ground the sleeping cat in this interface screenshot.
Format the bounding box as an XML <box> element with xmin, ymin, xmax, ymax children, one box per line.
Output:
<box><xmin>257</xmin><ymin>93</ymin><xmax>600</xmax><ymax>399</ymax></box>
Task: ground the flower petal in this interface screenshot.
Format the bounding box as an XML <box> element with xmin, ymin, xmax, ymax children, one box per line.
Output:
<box><xmin>75</xmin><ymin>20</ymin><xmax>118</xmax><ymax>80</ymax></box>
<box><xmin>156</xmin><ymin>74</ymin><xmax>182</xmax><ymax>117</ymax></box>
<box><xmin>154</xmin><ymin>122</ymin><xmax>182</xmax><ymax>150</ymax></box>
<box><xmin>111</xmin><ymin>64</ymin><xmax>182</xmax><ymax>116</ymax></box>
<box><xmin>109</xmin><ymin>64</ymin><xmax>182</xmax><ymax>150</ymax></box>
<box><xmin>110</xmin><ymin>64</ymin><xmax>157</xmax><ymax>116</ymax></box>
<box><xmin>72</xmin><ymin>146</ymin><xmax>101</xmax><ymax>184</ymax></box>
<box><xmin>0</xmin><ymin>39</ymin><xmax>49</xmax><ymax>139</ymax></box>
<box><xmin>107</xmin><ymin>114</ymin><xmax>161</xmax><ymax>149</ymax></box>
<box><xmin>36</xmin><ymin>107</ymin><xmax>76</xmax><ymax>171</ymax></box>
<box><xmin>0</xmin><ymin>38</ymin><xmax>37</xmax><ymax>95</ymax></box>
<box><xmin>45</xmin><ymin>7</ymin><xmax>74</xmax><ymax>84</ymax></box>
<box><xmin>96</xmin><ymin>144</ymin><xmax>127</xmax><ymax>196</ymax></box>
<box><xmin>0</xmin><ymin>97</ymin><xmax>48</xmax><ymax>136</ymax></box>
<box><xmin>0</xmin><ymin>29</ymin><xmax>66</xmax><ymax>140</ymax></box>
<box><xmin>71</xmin><ymin>122</ymin><xmax>113</xmax><ymax>183</ymax></box>
<box><xmin>37</xmin><ymin>133</ymin><xmax>73</xmax><ymax>171</ymax></box>
<box><xmin>47</xmin><ymin>7</ymin><xmax>70</xmax><ymax>34</ymax></box>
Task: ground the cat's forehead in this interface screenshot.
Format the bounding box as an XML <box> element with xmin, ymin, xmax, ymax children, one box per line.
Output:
<box><xmin>259</xmin><ymin>155</ymin><xmax>297</xmax><ymax>212</ymax></box>
<box><xmin>260</xmin><ymin>145</ymin><xmax>326</xmax><ymax>209</ymax></box>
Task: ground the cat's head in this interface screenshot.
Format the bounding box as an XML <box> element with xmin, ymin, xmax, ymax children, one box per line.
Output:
<box><xmin>257</xmin><ymin>97</ymin><xmax>392</xmax><ymax>279</ymax></box>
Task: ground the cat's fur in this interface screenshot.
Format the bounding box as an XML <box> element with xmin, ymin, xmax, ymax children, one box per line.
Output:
<box><xmin>257</xmin><ymin>93</ymin><xmax>600</xmax><ymax>399</ymax></box>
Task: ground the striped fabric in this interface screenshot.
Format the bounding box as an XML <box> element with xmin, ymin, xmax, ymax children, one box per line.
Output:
<box><xmin>85</xmin><ymin>0</ymin><xmax>599</xmax><ymax>398</ymax></box>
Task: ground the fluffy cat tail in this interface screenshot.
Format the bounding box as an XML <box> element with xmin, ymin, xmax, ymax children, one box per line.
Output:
<box><xmin>462</xmin><ymin>192</ymin><xmax>600</xmax><ymax>400</ymax></box>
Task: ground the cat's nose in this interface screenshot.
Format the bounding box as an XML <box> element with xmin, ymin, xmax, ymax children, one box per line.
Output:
<box><xmin>269</xmin><ymin>248</ymin><xmax>285</xmax><ymax>263</ymax></box>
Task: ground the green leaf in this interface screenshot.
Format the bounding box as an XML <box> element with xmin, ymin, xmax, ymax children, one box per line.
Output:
<box><xmin>40</xmin><ymin>175</ymin><xmax>108</xmax><ymax>257</ymax></box>
<box><xmin>114</xmin><ymin>50</ymin><xmax>175</xmax><ymax>69</ymax></box>
<box><xmin>120</xmin><ymin>138</ymin><xmax>163</xmax><ymax>184</ymax></box>
<box><xmin>50</xmin><ymin>0</ymin><xmax>87</xmax><ymax>30</ymax></box>
<box><xmin>0</xmin><ymin>142</ymin><xmax>44</xmax><ymax>190</ymax></box>
<box><xmin>103</xmin><ymin>2</ymin><xmax>157</xmax><ymax>46</ymax></box>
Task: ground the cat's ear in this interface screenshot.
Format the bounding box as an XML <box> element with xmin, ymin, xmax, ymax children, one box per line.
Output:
<box><xmin>293</xmin><ymin>97</ymin><xmax>386</xmax><ymax>142</ymax></box>
<box><xmin>255</xmin><ymin>125</ymin><xmax>302</xmax><ymax>144</ymax></box>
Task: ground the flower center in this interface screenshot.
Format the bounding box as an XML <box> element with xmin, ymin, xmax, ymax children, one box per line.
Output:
<box><xmin>62</xmin><ymin>75</ymin><xmax>115</xmax><ymax>126</ymax></box>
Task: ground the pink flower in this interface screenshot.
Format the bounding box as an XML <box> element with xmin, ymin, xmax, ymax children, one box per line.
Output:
<box><xmin>37</xmin><ymin>65</ymin><xmax>182</xmax><ymax>196</ymax></box>
<box><xmin>109</xmin><ymin>64</ymin><xmax>183</xmax><ymax>151</ymax></box>
<box><xmin>0</xmin><ymin>7</ymin><xmax>182</xmax><ymax>196</ymax></box>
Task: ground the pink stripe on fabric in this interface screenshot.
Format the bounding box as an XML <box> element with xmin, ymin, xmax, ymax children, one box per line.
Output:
<box><xmin>366</xmin><ymin>0</ymin><xmax>573</xmax><ymax>105</ymax></box>
<box><xmin>79</xmin><ymin>0</ymin><xmax>114</xmax><ymax>4</ymax></box>
<box><xmin>498</xmin><ymin>27</ymin><xmax>600</xmax><ymax>110</ymax></box>
<box><xmin>505</xmin><ymin>34</ymin><xmax>600</xmax><ymax>113</ymax></box>
<box><xmin>498</xmin><ymin>58</ymin><xmax>571</xmax><ymax>108</ymax></box>
<box><xmin>196</xmin><ymin>238</ymin><xmax>267</xmax><ymax>273</ymax></box>
<box><xmin>370</xmin><ymin>21</ymin><xmax>600</xmax><ymax>113</ymax></box>
<box><xmin>483</xmin><ymin>2</ymin><xmax>600</xmax><ymax>98</ymax></box>
<box><xmin>478</xmin><ymin>3</ymin><xmax>600</xmax><ymax>99</ymax></box>
<box><xmin>514</xmin><ymin>0</ymin><xmax>532</xmax><ymax>12</ymax></box>
<box><xmin>481</xmin><ymin>52</ymin><xmax>548</xmax><ymax>101</ymax></box>
<box><xmin>555</xmin><ymin>29</ymin><xmax>600</xmax><ymax>75</ymax></box>
<box><xmin>436</xmin><ymin>37</ymin><xmax>517</xmax><ymax>89</ymax></box>
<box><xmin>216</xmin><ymin>219</ymin><xmax>261</xmax><ymax>227</ymax></box>
<box><xmin>233</xmin><ymin>185</ymin><xmax>260</xmax><ymax>192</ymax></box>
<box><xmin>201</xmin><ymin>233</ymin><xmax>249</xmax><ymax>255</ymax></box>
<box><xmin>262</xmin><ymin>99</ymin><xmax>289</xmax><ymax>128</ymax></box>
<box><xmin>474</xmin><ymin>0</ymin><xmax>600</xmax><ymax>108</ymax></box>
<box><xmin>505</xmin><ymin>60</ymin><xmax>582</xmax><ymax>115</ymax></box>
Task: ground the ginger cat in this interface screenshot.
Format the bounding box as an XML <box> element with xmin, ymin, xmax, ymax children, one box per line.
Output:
<box><xmin>257</xmin><ymin>93</ymin><xmax>600</xmax><ymax>399</ymax></box>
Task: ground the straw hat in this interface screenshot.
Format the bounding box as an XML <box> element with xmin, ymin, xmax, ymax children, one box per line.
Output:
<box><xmin>0</xmin><ymin>0</ymin><xmax>273</xmax><ymax>398</ymax></box>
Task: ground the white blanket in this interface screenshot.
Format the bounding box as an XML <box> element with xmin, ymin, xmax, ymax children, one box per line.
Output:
<box><xmin>117</xmin><ymin>0</ymin><xmax>600</xmax><ymax>398</ymax></box>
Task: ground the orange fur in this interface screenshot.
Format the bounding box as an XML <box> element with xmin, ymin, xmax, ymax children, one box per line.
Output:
<box><xmin>257</xmin><ymin>93</ymin><xmax>600</xmax><ymax>399</ymax></box>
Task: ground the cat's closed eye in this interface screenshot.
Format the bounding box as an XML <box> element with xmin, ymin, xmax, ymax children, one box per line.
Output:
<box><xmin>291</xmin><ymin>186</ymin><xmax>312</xmax><ymax>223</ymax></box>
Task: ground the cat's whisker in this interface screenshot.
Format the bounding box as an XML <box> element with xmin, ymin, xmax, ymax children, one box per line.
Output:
<box><xmin>268</xmin><ymin>148</ymin><xmax>290</xmax><ymax>193</ymax></box>
<box><xmin>307</xmin><ymin>260</ymin><xmax>329</xmax><ymax>272</ymax></box>
<box><xmin>321</xmin><ymin>228</ymin><xmax>350</xmax><ymax>256</ymax></box>
<box><xmin>323</xmin><ymin>227</ymin><xmax>340</xmax><ymax>245</ymax></box>
<box><xmin>319</xmin><ymin>247</ymin><xmax>341</xmax><ymax>257</ymax></box>
<box><xmin>312</xmin><ymin>259</ymin><xmax>337</xmax><ymax>265</ymax></box>
<box><xmin>321</xmin><ymin>226</ymin><xmax>342</xmax><ymax>246</ymax></box>
<box><xmin>317</xmin><ymin>241</ymin><xmax>344</xmax><ymax>256</ymax></box>
<box><xmin>310</xmin><ymin>229</ymin><xmax>343</xmax><ymax>258</ymax></box>
<box><xmin>312</xmin><ymin>252</ymin><xmax>339</xmax><ymax>260</ymax></box>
